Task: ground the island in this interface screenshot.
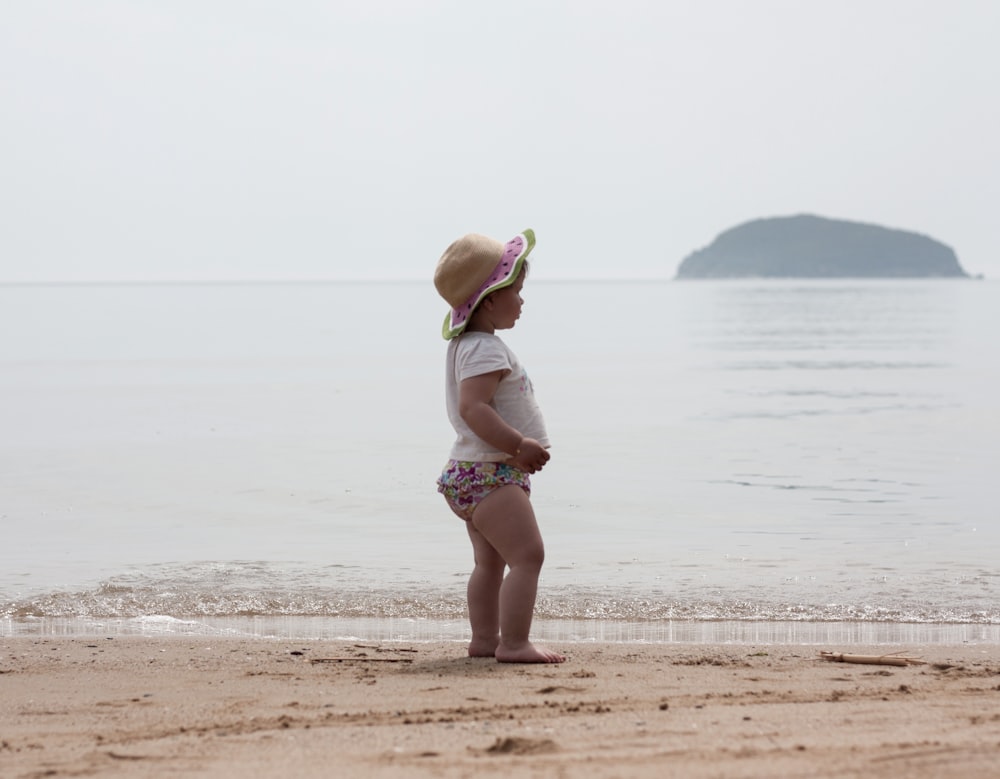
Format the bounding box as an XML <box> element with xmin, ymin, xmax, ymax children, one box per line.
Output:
<box><xmin>675</xmin><ymin>214</ymin><xmax>968</xmax><ymax>279</ymax></box>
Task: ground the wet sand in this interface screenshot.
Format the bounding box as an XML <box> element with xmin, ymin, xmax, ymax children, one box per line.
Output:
<box><xmin>3</xmin><ymin>637</ymin><xmax>999</xmax><ymax>778</ymax></box>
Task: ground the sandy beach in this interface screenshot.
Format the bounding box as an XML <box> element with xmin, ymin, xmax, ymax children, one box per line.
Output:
<box><xmin>3</xmin><ymin>637</ymin><xmax>1000</xmax><ymax>778</ymax></box>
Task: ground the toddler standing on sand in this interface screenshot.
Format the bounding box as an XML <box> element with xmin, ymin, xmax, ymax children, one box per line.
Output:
<box><xmin>434</xmin><ymin>229</ymin><xmax>565</xmax><ymax>664</ymax></box>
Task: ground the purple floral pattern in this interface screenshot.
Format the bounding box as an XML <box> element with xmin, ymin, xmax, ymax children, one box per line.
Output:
<box><xmin>436</xmin><ymin>460</ymin><xmax>531</xmax><ymax>521</ymax></box>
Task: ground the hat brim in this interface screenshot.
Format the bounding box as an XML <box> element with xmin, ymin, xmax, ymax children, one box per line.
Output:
<box><xmin>441</xmin><ymin>229</ymin><xmax>535</xmax><ymax>339</ymax></box>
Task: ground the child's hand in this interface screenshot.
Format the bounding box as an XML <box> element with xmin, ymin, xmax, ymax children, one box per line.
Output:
<box><xmin>513</xmin><ymin>437</ymin><xmax>550</xmax><ymax>474</ymax></box>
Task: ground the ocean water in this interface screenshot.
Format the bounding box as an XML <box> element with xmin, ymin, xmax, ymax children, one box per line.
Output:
<box><xmin>2</xmin><ymin>278</ymin><xmax>998</xmax><ymax>644</ymax></box>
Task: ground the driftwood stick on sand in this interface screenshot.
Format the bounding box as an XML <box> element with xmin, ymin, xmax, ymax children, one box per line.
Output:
<box><xmin>819</xmin><ymin>651</ymin><xmax>925</xmax><ymax>667</ymax></box>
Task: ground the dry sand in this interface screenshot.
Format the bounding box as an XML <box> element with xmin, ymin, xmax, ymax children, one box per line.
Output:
<box><xmin>3</xmin><ymin>636</ymin><xmax>1000</xmax><ymax>778</ymax></box>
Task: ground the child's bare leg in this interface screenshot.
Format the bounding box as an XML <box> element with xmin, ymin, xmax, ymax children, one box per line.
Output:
<box><xmin>471</xmin><ymin>485</ymin><xmax>565</xmax><ymax>663</ymax></box>
<box><xmin>465</xmin><ymin>523</ymin><xmax>504</xmax><ymax>657</ymax></box>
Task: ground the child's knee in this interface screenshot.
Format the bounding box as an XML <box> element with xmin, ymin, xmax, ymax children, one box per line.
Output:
<box><xmin>513</xmin><ymin>542</ymin><xmax>545</xmax><ymax>571</ymax></box>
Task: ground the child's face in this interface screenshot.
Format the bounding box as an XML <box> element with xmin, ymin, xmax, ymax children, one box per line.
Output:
<box><xmin>487</xmin><ymin>273</ymin><xmax>525</xmax><ymax>330</ymax></box>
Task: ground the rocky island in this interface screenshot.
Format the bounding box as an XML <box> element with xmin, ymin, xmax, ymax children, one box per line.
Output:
<box><xmin>676</xmin><ymin>214</ymin><xmax>968</xmax><ymax>278</ymax></box>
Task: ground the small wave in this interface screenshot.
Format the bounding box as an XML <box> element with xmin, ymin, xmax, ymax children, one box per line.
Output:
<box><xmin>4</xmin><ymin>582</ymin><xmax>998</xmax><ymax>626</ymax></box>
<box><xmin>725</xmin><ymin>360</ymin><xmax>947</xmax><ymax>371</ymax></box>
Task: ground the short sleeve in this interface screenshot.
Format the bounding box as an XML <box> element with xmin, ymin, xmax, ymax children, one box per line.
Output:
<box><xmin>454</xmin><ymin>336</ymin><xmax>512</xmax><ymax>382</ymax></box>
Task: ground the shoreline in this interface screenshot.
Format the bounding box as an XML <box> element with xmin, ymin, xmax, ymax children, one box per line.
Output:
<box><xmin>3</xmin><ymin>636</ymin><xmax>999</xmax><ymax>778</ymax></box>
<box><xmin>4</xmin><ymin>616</ymin><xmax>1000</xmax><ymax>645</ymax></box>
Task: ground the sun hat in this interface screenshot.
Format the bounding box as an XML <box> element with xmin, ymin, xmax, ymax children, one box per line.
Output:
<box><xmin>433</xmin><ymin>228</ymin><xmax>535</xmax><ymax>340</ymax></box>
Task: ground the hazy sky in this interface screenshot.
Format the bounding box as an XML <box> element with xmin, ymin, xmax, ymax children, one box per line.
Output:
<box><xmin>2</xmin><ymin>1</ymin><xmax>998</xmax><ymax>282</ymax></box>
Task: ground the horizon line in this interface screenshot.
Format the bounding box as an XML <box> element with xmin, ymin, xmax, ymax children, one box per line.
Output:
<box><xmin>0</xmin><ymin>274</ymin><xmax>988</xmax><ymax>286</ymax></box>
<box><xmin>0</xmin><ymin>275</ymin><xmax>678</xmax><ymax>286</ymax></box>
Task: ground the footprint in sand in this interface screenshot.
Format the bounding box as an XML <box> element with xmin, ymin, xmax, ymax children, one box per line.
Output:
<box><xmin>484</xmin><ymin>736</ymin><xmax>558</xmax><ymax>755</ymax></box>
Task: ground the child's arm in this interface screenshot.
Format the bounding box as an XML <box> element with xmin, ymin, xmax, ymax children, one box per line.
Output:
<box><xmin>459</xmin><ymin>371</ymin><xmax>550</xmax><ymax>473</ymax></box>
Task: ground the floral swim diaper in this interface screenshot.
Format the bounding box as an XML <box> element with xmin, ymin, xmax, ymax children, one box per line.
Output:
<box><xmin>436</xmin><ymin>460</ymin><xmax>531</xmax><ymax>521</ymax></box>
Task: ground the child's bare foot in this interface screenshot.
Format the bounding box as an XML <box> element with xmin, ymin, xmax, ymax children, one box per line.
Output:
<box><xmin>495</xmin><ymin>642</ymin><xmax>566</xmax><ymax>664</ymax></box>
<box><xmin>468</xmin><ymin>637</ymin><xmax>500</xmax><ymax>658</ymax></box>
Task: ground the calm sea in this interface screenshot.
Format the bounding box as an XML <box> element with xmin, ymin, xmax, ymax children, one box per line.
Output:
<box><xmin>2</xmin><ymin>279</ymin><xmax>998</xmax><ymax>644</ymax></box>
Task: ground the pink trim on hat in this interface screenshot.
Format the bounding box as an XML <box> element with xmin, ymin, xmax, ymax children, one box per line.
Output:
<box><xmin>448</xmin><ymin>235</ymin><xmax>525</xmax><ymax>331</ymax></box>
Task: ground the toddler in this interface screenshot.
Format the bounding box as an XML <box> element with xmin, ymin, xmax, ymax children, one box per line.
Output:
<box><xmin>434</xmin><ymin>229</ymin><xmax>565</xmax><ymax>664</ymax></box>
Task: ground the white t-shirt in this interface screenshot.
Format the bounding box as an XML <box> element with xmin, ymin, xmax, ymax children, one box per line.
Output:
<box><xmin>444</xmin><ymin>332</ymin><xmax>550</xmax><ymax>462</ymax></box>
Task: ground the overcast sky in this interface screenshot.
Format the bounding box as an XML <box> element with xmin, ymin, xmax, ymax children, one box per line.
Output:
<box><xmin>2</xmin><ymin>0</ymin><xmax>997</xmax><ymax>282</ymax></box>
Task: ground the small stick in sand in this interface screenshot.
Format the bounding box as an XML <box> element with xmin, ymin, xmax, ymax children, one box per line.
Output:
<box><xmin>819</xmin><ymin>651</ymin><xmax>925</xmax><ymax>667</ymax></box>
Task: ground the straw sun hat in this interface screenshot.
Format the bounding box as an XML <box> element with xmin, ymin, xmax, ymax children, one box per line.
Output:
<box><xmin>433</xmin><ymin>228</ymin><xmax>535</xmax><ymax>340</ymax></box>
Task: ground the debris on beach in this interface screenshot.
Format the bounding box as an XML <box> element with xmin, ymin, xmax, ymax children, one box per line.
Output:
<box><xmin>819</xmin><ymin>651</ymin><xmax>925</xmax><ymax>667</ymax></box>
